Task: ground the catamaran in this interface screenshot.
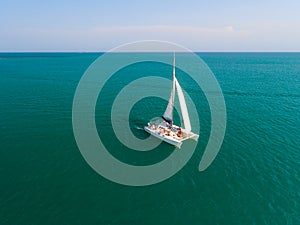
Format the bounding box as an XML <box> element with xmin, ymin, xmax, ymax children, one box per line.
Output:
<box><xmin>144</xmin><ymin>54</ymin><xmax>199</xmax><ymax>148</ymax></box>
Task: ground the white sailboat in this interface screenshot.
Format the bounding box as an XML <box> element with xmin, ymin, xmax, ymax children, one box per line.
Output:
<box><xmin>144</xmin><ymin>54</ymin><xmax>199</xmax><ymax>148</ymax></box>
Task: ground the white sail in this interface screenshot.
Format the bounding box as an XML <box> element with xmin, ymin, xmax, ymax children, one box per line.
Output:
<box><xmin>162</xmin><ymin>87</ymin><xmax>174</xmax><ymax>123</ymax></box>
<box><xmin>175</xmin><ymin>77</ymin><xmax>191</xmax><ymax>132</ymax></box>
<box><xmin>162</xmin><ymin>54</ymin><xmax>176</xmax><ymax>123</ymax></box>
<box><xmin>144</xmin><ymin>53</ymin><xmax>198</xmax><ymax>148</ymax></box>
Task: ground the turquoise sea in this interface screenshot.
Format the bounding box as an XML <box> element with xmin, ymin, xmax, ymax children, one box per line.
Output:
<box><xmin>0</xmin><ymin>52</ymin><xmax>299</xmax><ymax>224</ymax></box>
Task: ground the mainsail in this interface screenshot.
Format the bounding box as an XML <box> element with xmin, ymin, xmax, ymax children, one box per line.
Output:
<box><xmin>162</xmin><ymin>54</ymin><xmax>191</xmax><ymax>132</ymax></box>
<box><xmin>162</xmin><ymin>54</ymin><xmax>176</xmax><ymax>124</ymax></box>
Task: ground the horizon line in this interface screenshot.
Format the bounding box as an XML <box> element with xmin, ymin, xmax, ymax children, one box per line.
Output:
<box><xmin>1</xmin><ymin>51</ymin><xmax>300</xmax><ymax>53</ymax></box>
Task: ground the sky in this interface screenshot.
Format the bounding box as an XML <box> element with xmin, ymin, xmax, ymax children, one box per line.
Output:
<box><xmin>1</xmin><ymin>0</ymin><xmax>300</xmax><ymax>52</ymax></box>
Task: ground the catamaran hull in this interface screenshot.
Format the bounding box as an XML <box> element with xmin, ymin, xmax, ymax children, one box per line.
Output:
<box><xmin>144</xmin><ymin>126</ymin><xmax>199</xmax><ymax>148</ymax></box>
<box><xmin>144</xmin><ymin>126</ymin><xmax>183</xmax><ymax>148</ymax></box>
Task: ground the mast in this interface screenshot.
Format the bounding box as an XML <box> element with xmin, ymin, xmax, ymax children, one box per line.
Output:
<box><xmin>172</xmin><ymin>52</ymin><xmax>176</xmax><ymax>79</ymax></box>
<box><xmin>162</xmin><ymin>53</ymin><xmax>176</xmax><ymax>124</ymax></box>
<box><xmin>171</xmin><ymin>52</ymin><xmax>176</xmax><ymax>124</ymax></box>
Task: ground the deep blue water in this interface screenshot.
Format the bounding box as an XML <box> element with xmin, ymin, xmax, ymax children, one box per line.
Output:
<box><xmin>0</xmin><ymin>52</ymin><xmax>299</xmax><ymax>224</ymax></box>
